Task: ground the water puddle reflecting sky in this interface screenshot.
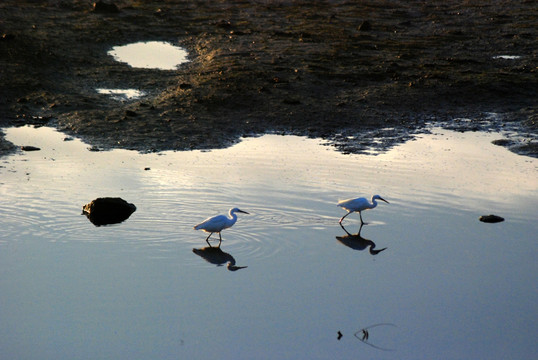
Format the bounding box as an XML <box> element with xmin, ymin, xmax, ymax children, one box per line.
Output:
<box><xmin>492</xmin><ymin>55</ymin><xmax>522</xmax><ymax>60</ymax></box>
<box><xmin>108</xmin><ymin>41</ymin><xmax>189</xmax><ymax>70</ymax></box>
<box><xmin>1</xmin><ymin>126</ymin><xmax>536</xmax><ymax>359</ymax></box>
<box><xmin>96</xmin><ymin>88</ymin><xmax>146</xmax><ymax>101</ymax></box>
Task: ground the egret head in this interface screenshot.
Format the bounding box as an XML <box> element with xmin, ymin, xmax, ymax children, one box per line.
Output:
<box><xmin>373</xmin><ymin>195</ymin><xmax>389</xmax><ymax>204</ymax></box>
<box><xmin>230</xmin><ymin>207</ymin><xmax>249</xmax><ymax>214</ymax></box>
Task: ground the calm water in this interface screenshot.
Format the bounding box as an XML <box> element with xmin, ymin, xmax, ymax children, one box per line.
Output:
<box><xmin>1</xmin><ymin>126</ymin><xmax>536</xmax><ymax>359</ymax></box>
<box><xmin>108</xmin><ymin>41</ymin><xmax>189</xmax><ymax>70</ymax></box>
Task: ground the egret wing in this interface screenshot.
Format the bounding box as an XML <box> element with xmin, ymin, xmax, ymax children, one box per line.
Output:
<box><xmin>194</xmin><ymin>214</ymin><xmax>229</xmax><ymax>232</ymax></box>
<box><xmin>338</xmin><ymin>197</ymin><xmax>369</xmax><ymax>211</ymax></box>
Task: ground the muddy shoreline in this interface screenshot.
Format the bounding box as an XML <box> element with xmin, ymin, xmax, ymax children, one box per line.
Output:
<box><xmin>1</xmin><ymin>0</ymin><xmax>536</xmax><ymax>156</ymax></box>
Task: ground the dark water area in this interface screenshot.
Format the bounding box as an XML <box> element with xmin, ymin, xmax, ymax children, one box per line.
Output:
<box><xmin>1</xmin><ymin>126</ymin><xmax>536</xmax><ymax>359</ymax></box>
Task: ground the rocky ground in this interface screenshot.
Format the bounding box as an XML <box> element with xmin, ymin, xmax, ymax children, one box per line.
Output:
<box><xmin>1</xmin><ymin>0</ymin><xmax>536</xmax><ymax>156</ymax></box>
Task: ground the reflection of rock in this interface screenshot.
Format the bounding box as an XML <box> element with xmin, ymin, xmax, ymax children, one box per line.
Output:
<box><xmin>192</xmin><ymin>246</ymin><xmax>247</xmax><ymax>271</ymax></box>
<box><xmin>82</xmin><ymin>197</ymin><xmax>136</xmax><ymax>226</ymax></box>
<box><xmin>479</xmin><ymin>214</ymin><xmax>504</xmax><ymax>223</ymax></box>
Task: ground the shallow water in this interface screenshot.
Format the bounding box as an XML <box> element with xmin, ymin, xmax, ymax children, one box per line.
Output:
<box><xmin>96</xmin><ymin>88</ymin><xmax>146</xmax><ymax>101</ymax></box>
<box><xmin>108</xmin><ymin>41</ymin><xmax>189</xmax><ymax>70</ymax></box>
<box><xmin>1</xmin><ymin>126</ymin><xmax>536</xmax><ymax>359</ymax></box>
<box><xmin>492</xmin><ymin>55</ymin><xmax>522</xmax><ymax>60</ymax></box>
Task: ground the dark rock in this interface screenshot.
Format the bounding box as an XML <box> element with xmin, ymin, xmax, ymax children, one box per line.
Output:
<box><xmin>92</xmin><ymin>1</ymin><xmax>119</xmax><ymax>14</ymax></box>
<box><xmin>82</xmin><ymin>197</ymin><xmax>136</xmax><ymax>226</ymax></box>
<box><xmin>21</xmin><ymin>145</ymin><xmax>41</xmax><ymax>151</ymax></box>
<box><xmin>479</xmin><ymin>214</ymin><xmax>505</xmax><ymax>223</ymax></box>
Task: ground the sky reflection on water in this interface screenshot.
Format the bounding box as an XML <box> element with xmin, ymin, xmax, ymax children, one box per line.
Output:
<box><xmin>108</xmin><ymin>41</ymin><xmax>189</xmax><ymax>70</ymax></box>
<box><xmin>0</xmin><ymin>126</ymin><xmax>536</xmax><ymax>359</ymax></box>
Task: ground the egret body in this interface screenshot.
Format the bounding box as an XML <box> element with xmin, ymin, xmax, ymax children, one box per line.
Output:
<box><xmin>337</xmin><ymin>195</ymin><xmax>389</xmax><ymax>224</ymax></box>
<box><xmin>194</xmin><ymin>207</ymin><xmax>249</xmax><ymax>247</ymax></box>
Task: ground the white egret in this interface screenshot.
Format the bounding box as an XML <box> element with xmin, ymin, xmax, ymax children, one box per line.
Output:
<box><xmin>337</xmin><ymin>195</ymin><xmax>389</xmax><ymax>224</ymax></box>
<box><xmin>193</xmin><ymin>207</ymin><xmax>249</xmax><ymax>247</ymax></box>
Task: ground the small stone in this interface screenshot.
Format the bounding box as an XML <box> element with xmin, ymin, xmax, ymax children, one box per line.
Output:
<box><xmin>358</xmin><ymin>21</ymin><xmax>372</xmax><ymax>31</ymax></box>
<box><xmin>1</xmin><ymin>33</ymin><xmax>15</xmax><ymax>41</ymax></box>
<box><xmin>479</xmin><ymin>214</ymin><xmax>504</xmax><ymax>223</ymax></box>
<box><xmin>21</xmin><ymin>145</ymin><xmax>41</xmax><ymax>151</ymax></box>
<box><xmin>92</xmin><ymin>1</ymin><xmax>120</xmax><ymax>14</ymax></box>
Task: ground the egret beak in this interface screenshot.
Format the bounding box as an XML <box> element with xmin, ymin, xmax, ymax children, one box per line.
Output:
<box><xmin>379</xmin><ymin>197</ymin><xmax>389</xmax><ymax>204</ymax></box>
<box><xmin>237</xmin><ymin>209</ymin><xmax>249</xmax><ymax>214</ymax></box>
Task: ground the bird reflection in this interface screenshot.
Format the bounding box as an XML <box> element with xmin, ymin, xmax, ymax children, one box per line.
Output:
<box><xmin>192</xmin><ymin>246</ymin><xmax>247</xmax><ymax>271</ymax></box>
<box><xmin>336</xmin><ymin>223</ymin><xmax>387</xmax><ymax>255</ymax></box>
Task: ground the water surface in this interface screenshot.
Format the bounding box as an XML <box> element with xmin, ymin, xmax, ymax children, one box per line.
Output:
<box><xmin>96</xmin><ymin>88</ymin><xmax>146</xmax><ymax>101</ymax></box>
<box><xmin>1</xmin><ymin>126</ymin><xmax>536</xmax><ymax>359</ymax></box>
<box><xmin>108</xmin><ymin>41</ymin><xmax>189</xmax><ymax>70</ymax></box>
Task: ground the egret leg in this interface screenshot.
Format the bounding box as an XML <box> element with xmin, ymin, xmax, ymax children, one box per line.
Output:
<box><xmin>339</xmin><ymin>221</ymin><xmax>352</xmax><ymax>235</ymax></box>
<box><xmin>339</xmin><ymin>212</ymin><xmax>351</xmax><ymax>224</ymax></box>
<box><xmin>217</xmin><ymin>232</ymin><xmax>222</xmax><ymax>248</ymax></box>
<box><xmin>359</xmin><ymin>211</ymin><xmax>365</xmax><ymax>225</ymax></box>
<box><xmin>205</xmin><ymin>232</ymin><xmax>214</xmax><ymax>247</ymax></box>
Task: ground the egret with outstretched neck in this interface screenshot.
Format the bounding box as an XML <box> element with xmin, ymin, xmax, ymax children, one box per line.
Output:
<box><xmin>194</xmin><ymin>207</ymin><xmax>249</xmax><ymax>247</ymax></box>
<box><xmin>337</xmin><ymin>195</ymin><xmax>389</xmax><ymax>225</ymax></box>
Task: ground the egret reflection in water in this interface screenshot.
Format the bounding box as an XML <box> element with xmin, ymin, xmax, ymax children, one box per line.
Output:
<box><xmin>336</xmin><ymin>223</ymin><xmax>387</xmax><ymax>255</ymax></box>
<box><xmin>192</xmin><ymin>246</ymin><xmax>248</xmax><ymax>271</ymax></box>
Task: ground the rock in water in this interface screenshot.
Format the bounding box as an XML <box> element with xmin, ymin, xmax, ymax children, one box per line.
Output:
<box><xmin>479</xmin><ymin>214</ymin><xmax>504</xmax><ymax>223</ymax></box>
<box><xmin>82</xmin><ymin>197</ymin><xmax>136</xmax><ymax>226</ymax></box>
<box><xmin>21</xmin><ymin>145</ymin><xmax>41</xmax><ymax>151</ymax></box>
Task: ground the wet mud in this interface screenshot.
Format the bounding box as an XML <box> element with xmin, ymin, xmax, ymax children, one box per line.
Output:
<box><xmin>1</xmin><ymin>0</ymin><xmax>536</xmax><ymax>156</ymax></box>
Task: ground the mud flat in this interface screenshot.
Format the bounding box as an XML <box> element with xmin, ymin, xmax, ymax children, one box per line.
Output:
<box><xmin>1</xmin><ymin>0</ymin><xmax>536</xmax><ymax>156</ymax></box>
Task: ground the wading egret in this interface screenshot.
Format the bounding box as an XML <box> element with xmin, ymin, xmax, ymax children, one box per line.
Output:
<box><xmin>337</xmin><ymin>195</ymin><xmax>389</xmax><ymax>224</ymax></box>
<box><xmin>194</xmin><ymin>207</ymin><xmax>249</xmax><ymax>247</ymax></box>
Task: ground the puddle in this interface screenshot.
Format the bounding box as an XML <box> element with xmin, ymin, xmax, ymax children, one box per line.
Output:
<box><xmin>96</xmin><ymin>88</ymin><xmax>146</xmax><ymax>100</ymax></box>
<box><xmin>108</xmin><ymin>41</ymin><xmax>189</xmax><ymax>70</ymax></box>
<box><xmin>0</xmin><ymin>126</ymin><xmax>536</xmax><ymax>359</ymax></box>
<box><xmin>492</xmin><ymin>55</ymin><xmax>522</xmax><ymax>60</ymax></box>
